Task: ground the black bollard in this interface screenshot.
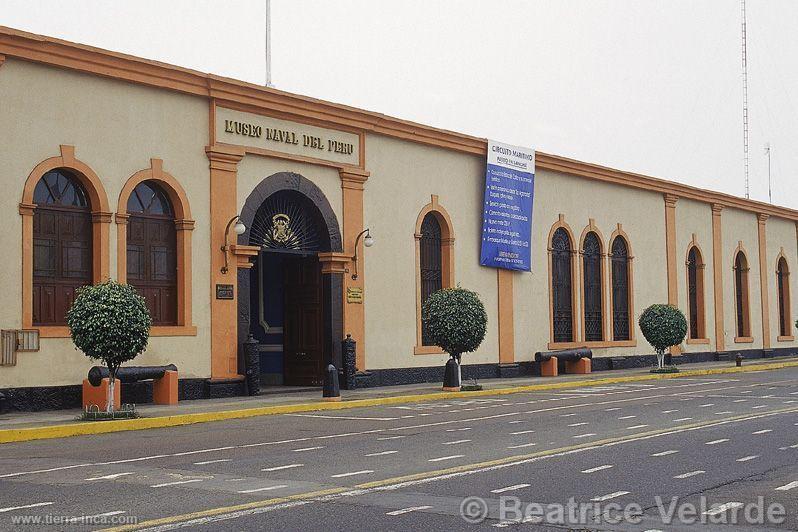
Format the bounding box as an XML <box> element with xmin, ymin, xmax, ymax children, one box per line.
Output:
<box><xmin>243</xmin><ymin>334</ymin><xmax>260</xmax><ymax>396</ymax></box>
<box><xmin>736</xmin><ymin>354</ymin><xmax>743</xmax><ymax>367</ymax></box>
<box><xmin>442</xmin><ymin>357</ymin><xmax>460</xmax><ymax>392</ymax></box>
<box><xmin>341</xmin><ymin>334</ymin><xmax>357</xmax><ymax>390</ymax></box>
<box><xmin>323</xmin><ymin>364</ymin><xmax>341</xmax><ymax>402</ymax></box>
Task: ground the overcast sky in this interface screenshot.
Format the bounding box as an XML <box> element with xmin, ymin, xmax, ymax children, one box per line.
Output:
<box><xmin>2</xmin><ymin>0</ymin><xmax>796</xmax><ymax>208</ymax></box>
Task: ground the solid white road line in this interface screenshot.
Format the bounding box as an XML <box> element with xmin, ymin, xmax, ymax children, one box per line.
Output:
<box><xmin>491</xmin><ymin>484</ymin><xmax>531</xmax><ymax>493</ymax></box>
<box><xmin>732</xmin><ymin>399</ymin><xmax>748</xmax><ymax>403</ymax></box>
<box><xmin>673</xmin><ymin>417</ymin><xmax>693</xmax><ymax>422</ymax></box>
<box><xmin>292</xmin><ymin>446</ymin><xmax>325</xmax><ymax>452</ymax></box>
<box><xmin>365</xmin><ymin>450</ymin><xmax>398</xmax><ymax>456</ymax></box>
<box><xmin>568</xmin><ymin>422</ymin><xmax>589</xmax><ymax>427</ymax></box>
<box><xmin>573</xmin><ymin>433</ymin><xmax>597</xmax><ymax>438</ymax></box>
<box><xmin>560</xmin><ymin>413</ymin><xmax>577</xmax><ymax>417</ymax></box>
<box><xmin>261</xmin><ymin>464</ymin><xmax>304</xmax><ymax>472</ymax></box>
<box><xmin>386</xmin><ymin>506</ymin><xmax>433</xmax><ymax>516</ymax></box>
<box><xmin>736</xmin><ymin>455</ymin><xmax>759</xmax><ymax>462</ymax></box>
<box><xmin>752</xmin><ymin>405</ymin><xmax>767</xmax><ymax>409</ymax></box>
<box><xmin>507</xmin><ymin>443</ymin><xmax>537</xmax><ymax>449</ymax></box>
<box><xmin>238</xmin><ymin>485</ymin><xmax>288</xmax><ymax>494</ymax></box>
<box><xmin>510</xmin><ymin>430</ymin><xmax>535</xmax><ymax>435</ymax></box>
<box><xmin>581</xmin><ymin>465</ymin><xmax>614</xmax><ymax>473</ymax></box>
<box><xmin>705</xmin><ymin>439</ymin><xmax>730</xmax><ymax>445</ymax></box>
<box><xmin>288</xmin><ymin>414</ymin><xmax>399</xmax><ymax>421</ymax></box>
<box><xmin>508</xmin><ymin>420</ymin><xmax>524</xmax><ymax>424</ymax></box>
<box><xmin>428</xmin><ymin>455</ymin><xmax>464</xmax><ymax>462</ymax></box>
<box><xmin>703</xmin><ymin>502</ymin><xmax>743</xmax><ymax>516</ymax></box>
<box><xmin>0</xmin><ymin>502</ymin><xmax>53</xmax><ymax>513</ymax></box>
<box><xmin>752</xmin><ymin>429</ymin><xmax>772</xmax><ymax>434</ymax></box>
<box><xmin>715</xmin><ymin>411</ymin><xmax>734</xmax><ymax>415</ymax></box>
<box><xmin>591</xmin><ymin>491</ymin><xmax>629</xmax><ymax>502</ymax></box>
<box><xmin>627</xmin><ymin>425</ymin><xmax>649</xmax><ymax>430</ymax></box>
<box><xmin>699</xmin><ymin>404</ymin><xmax>715</xmax><ymax>407</ymax></box>
<box><xmin>150</xmin><ymin>479</ymin><xmax>204</xmax><ymax>488</ymax></box>
<box><xmin>442</xmin><ymin>439</ymin><xmax>471</xmax><ymax>445</ymax></box>
<box><xmin>193</xmin><ymin>459</ymin><xmax>232</xmax><ymax>465</ymax></box>
<box><xmin>605</xmin><ymin>408</ymin><xmax>622</xmax><ymax>411</ymax></box>
<box><xmin>775</xmin><ymin>481</ymin><xmax>798</xmax><ymax>491</ymax></box>
<box><xmin>331</xmin><ymin>470</ymin><xmax>373</xmax><ymax>478</ymax></box>
<box><xmin>84</xmin><ymin>472</ymin><xmax>134</xmax><ymax>481</ymax></box>
<box><xmin>445</xmin><ymin>428</ymin><xmax>472</xmax><ymax>432</ymax></box>
<box><xmin>651</xmin><ymin>450</ymin><xmax>679</xmax><ymax>457</ymax></box>
<box><xmin>674</xmin><ymin>470</ymin><xmax>705</xmax><ymax>479</ymax></box>
<box><xmin>377</xmin><ymin>436</ymin><xmax>405</xmax><ymax>440</ymax></box>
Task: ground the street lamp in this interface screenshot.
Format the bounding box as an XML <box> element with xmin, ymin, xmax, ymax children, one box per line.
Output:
<box><xmin>351</xmin><ymin>228</ymin><xmax>374</xmax><ymax>280</ymax></box>
<box><xmin>221</xmin><ymin>215</ymin><xmax>247</xmax><ymax>274</ymax></box>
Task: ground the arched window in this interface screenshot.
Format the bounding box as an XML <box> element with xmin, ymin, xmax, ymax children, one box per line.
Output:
<box><xmin>610</xmin><ymin>236</ymin><xmax>631</xmax><ymax>341</ymax></box>
<box><xmin>126</xmin><ymin>181</ymin><xmax>177</xmax><ymax>325</ymax></box>
<box><xmin>32</xmin><ymin>169</ymin><xmax>92</xmax><ymax>325</ymax></box>
<box><xmin>777</xmin><ymin>257</ymin><xmax>791</xmax><ymax>338</ymax></box>
<box><xmin>419</xmin><ymin>213</ymin><xmax>442</xmax><ymax>345</ymax></box>
<box><xmin>686</xmin><ymin>246</ymin><xmax>706</xmax><ymax>339</ymax></box>
<box><xmin>734</xmin><ymin>250</ymin><xmax>751</xmax><ymax>338</ymax></box>
<box><xmin>582</xmin><ymin>231</ymin><xmax>604</xmax><ymax>342</ymax></box>
<box><xmin>551</xmin><ymin>228</ymin><xmax>574</xmax><ymax>343</ymax></box>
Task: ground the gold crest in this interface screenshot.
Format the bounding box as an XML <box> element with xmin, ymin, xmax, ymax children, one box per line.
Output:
<box><xmin>272</xmin><ymin>213</ymin><xmax>291</xmax><ymax>244</ymax></box>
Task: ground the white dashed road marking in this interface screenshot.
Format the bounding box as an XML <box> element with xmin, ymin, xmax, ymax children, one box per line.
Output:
<box><xmin>673</xmin><ymin>417</ymin><xmax>693</xmax><ymax>422</ymax></box>
<box><xmin>150</xmin><ymin>479</ymin><xmax>204</xmax><ymax>488</ymax></box>
<box><xmin>582</xmin><ymin>465</ymin><xmax>614</xmax><ymax>473</ymax></box>
<box><xmin>568</xmin><ymin>422</ymin><xmax>589</xmax><ymax>427</ymax></box>
<box><xmin>0</xmin><ymin>502</ymin><xmax>54</xmax><ymax>513</ymax></box>
<box><xmin>752</xmin><ymin>429</ymin><xmax>772</xmax><ymax>435</ymax></box>
<box><xmin>442</xmin><ymin>440</ymin><xmax>471</xmax><ymax>445</ymax></box>
<box><xmin>591</xmin><ymin>491</ymin><xmax>630</xmax><ymax>502</ymax></box>
<box><xmin>365</xmin><ymin>451</ymin><xmax>398</xmax><ymax>456</ymax></box>
<box><xmin>703</xmin><ymin>502</ymin><xmax>743</xmax><ymax>516</ymax></box>
<box><xmin>491</xmin><ymin>484</ymin><xmax>531</xmax><ymax>494</ymax></box>
<box><xmin>428</xmin><ymin>455</ymin><xmax>465</xmax><ymax>462</ymax></box>
<box><xmin>84</xmin><ymin>472</ymin><xmax>135</xmax><ymax>481</ymax></box>
<box><xmin>261</xmin><ymin>464</ymin><xmax>304</xmax><ymax>472</ymax></box>
<box><xmin>331</xmin><ymin>470</ymin><xmax>373</xmax><ymax>478</ymax></box>
<box><xmin>510</xmin><ymin>430</ymin><xmax>535</xmax><ymax>435</ymax></box>
<box><xmin>651</xmin><ymin>450</ymin><xmax>679</xmax><ymax>457</ymax></box>
<box><xmin>775</xmin><ymin>481</ymin><xmax>798</xmax><ymax>491</ymax></box>
<box><xmin>238</xmin><ymin>485</ymin><xmax>288</xmax><ymax>494</ymax></box>
<box><xmin>386</xmin><ymin>506</ymin><xmax>433</xmax><ymax>516</ymax></box>
<box><xmin>507</xmin><ymin>443</ymin><xmax>537</xmax><ymax>449</ymax></box>
<box><xmin>292</xmin><ymin>446</ymin><xmax>325</xmax><ymax>452</ymax></box>
<box><xmin>736</xmin><ymin>455</ymin><xmax>759</xmax><ymax>462</ymax></box>
<box><xmin>194</xmin><ymin>459</ymin><xmax>232</xmax><ymax>465</ymax></box>
<box><xmin>705</xmin><ymin>439</ymin><xmax>730</xmax><ymax>445</ymax></box>
<box><xmin>674</xmin><ymin>470</ymin><xmax>705</xmax><ymax>479</ymax></box>
<box><xmin>573</xmin><ymin>433</ymin><xmax>597</xmax><ymax>439</ymax></box>
<box><xmin>627</xmin><ymin>424</ymin><xmax>649</xmax><ymax>430</ymax></box>
<box><xmin>618</xmin><ymin>415</ymin><xmax>637</xmax><ymax>420</ymax></box>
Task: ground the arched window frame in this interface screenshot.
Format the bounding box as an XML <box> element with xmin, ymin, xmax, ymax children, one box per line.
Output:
<box><xmin>414</xmin><ymin>195</ymin><xmax>455</xmax><ymax>355</ymax></box>
<box><xmin>547</xmin><ymin>215</ymin><xmax>578</xmax><ymax>348</ymax></box>
<box><xmin>685</xmin><ymin>236</ymin><xmax>708</xmax><ymax>343</ymax></box>
<box><xmin>608</xmin><ymin>225</ymin><xmax>635</xmax><ymax>344</ymax></box>
<box><xmin>579</xmin><ymin>220</ymin><xmax>607</xmax><ymax>344</ymax></box>
<box><xmin>775</xmin><ymin>249</ymin><xmax>793</xmax><ymax>342</ymax></box>
<box><xmin>117</xmin><ymin>159</ymin><xmax>195</xmax><ymax>336</ymax></box>
<box><xmin>20</xmin><ymin>145</ymin><xmax>111</xmax><ymax>337</ymax></box>
<box><xmin>733</xmin><ymin>242</ymin><xmax>753</xmax><ymax>342</ymax></box>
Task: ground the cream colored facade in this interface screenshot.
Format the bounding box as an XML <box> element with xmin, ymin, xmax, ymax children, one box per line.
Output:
<box><xmin>0</xmin><ymin>27</ymin><xmax>795</xmax><ymax>399</ymax></box>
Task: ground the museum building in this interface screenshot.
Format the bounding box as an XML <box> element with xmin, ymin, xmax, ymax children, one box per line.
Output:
<box><xmin>0</xmin><ymin>26</ymin><xmax>796</xmax><ymax>410</ymax></box>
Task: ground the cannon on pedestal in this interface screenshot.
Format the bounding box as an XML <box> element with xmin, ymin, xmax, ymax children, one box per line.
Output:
<box><xmin>533</xmin><ymin>348</ymin><xmax>592</xmax><ymax>377</ymax></box>
<box><xmin>84</xmin><ymin>364</ymin><xmax>179</xmax><ymax>407</ymax></box>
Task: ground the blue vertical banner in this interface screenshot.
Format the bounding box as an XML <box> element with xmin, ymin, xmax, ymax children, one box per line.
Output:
<box><xmin>479</xmin><ymin>140</ymin><xmax>535</xmax><ymax>271</ymax></box>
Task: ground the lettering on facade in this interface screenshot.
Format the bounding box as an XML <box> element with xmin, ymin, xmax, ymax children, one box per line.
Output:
<box><xmin>223</xmin><ymin>119</ymin><xmax>355</xmax><ymax>157</ymax></box>
<box><xmin>346</xmin><ymin>287</ymin><xmax>363</xmax><ymax>304</ymax></box>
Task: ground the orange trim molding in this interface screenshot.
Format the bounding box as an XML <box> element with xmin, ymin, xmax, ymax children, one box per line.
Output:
<box><xmin>20</xmin><ymin>145</ymin><xmax>111</xmax><ymax>330</ymax></box>
<box><xmin>711</xmin><ymin>204</ymin><xmax>725</xmax><ymax>351</ymax></box>
<box><xmin>547</xmin><ymin>215</ymin><xmax>579</xmax><ymax>348</ymax></box>
<box><xmin>497</xmin><ymin>269</ymin><xmax>515</xmax><ymax>364</ymax></box>
<box><xmin>414</xmin><ymin>195</ymin><xmax>455</xmax><ymax>354</ymax></box>
<box><xmin>733</xmin><ymin>241</ymin><xmax>752</xmax><ymax>340</ymax></box>
<box><xmin>116</xmin><ymin>159</ymin><xmax>195</xmax><ymax>333</ymax></box>
<box><xmin>608</xmin><ymin>224</ymin><xmax>636</xmax><ymax>344</ymax></box>
<box><xmin>685</xmin><ymin>234</ymin><xmax>707</xmax><ymax>341</ymax></box>
<box><xmin>756</xmin><ymin>214</ymin><xmax>771</xmax><ymax>348</ymax></box>
<box><xmin>663</xmin><ymin>194</ymin><xmax>681</xmax><ymax>355</ymax></box>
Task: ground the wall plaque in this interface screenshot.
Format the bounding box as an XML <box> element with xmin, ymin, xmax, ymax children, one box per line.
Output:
<box><xmin>346</xmin><ymin>287</ymin><xmax>363</xmax><ymax>304</ymax></box>
<box><xmin>216</xmin><ymin>284</ymin><xmax>234</xmax><ymax>300</ymax></box>
<box><xmin>216</xmin><ymin>107</ymin><xmax>360</xmax><ymax>166</ymax></box>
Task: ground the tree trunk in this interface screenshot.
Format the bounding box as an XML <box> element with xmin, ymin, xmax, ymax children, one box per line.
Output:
<box><xmin>106</xmin><ymin>366</ymin><xmax>116</xmax><ymax>414</ymax></box>
<box><xmin>454</xmin><ymin>353</ymin><xmax>462</xmax><ymax>388</ymax></box>
<box><xmin>656</xmin><ymin>350</ymin><xmax>665</xmax><ymax>369</ymax></box>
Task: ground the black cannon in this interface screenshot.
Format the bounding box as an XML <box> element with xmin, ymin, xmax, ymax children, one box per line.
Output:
<box><xmin>534</xmin><ymin>348</ymin><xmax>592</xmax><ymax>363</ymax></box>
<box><xmin>88</xmin><ymin>364</ymin><xmax>178</xmax><ymax>387</ymax></box>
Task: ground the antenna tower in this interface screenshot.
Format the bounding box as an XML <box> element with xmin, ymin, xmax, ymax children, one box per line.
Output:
<box><xmin>741</xmin><ymin>0</ymin><xmax>750</xmax><ymax>198</ymax></box>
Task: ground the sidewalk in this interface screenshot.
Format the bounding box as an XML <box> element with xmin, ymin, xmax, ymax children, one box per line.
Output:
<box><xmin>2</xmin><ymin>356</ymin><xmax>798</xmax><ymax>441</ymax></box>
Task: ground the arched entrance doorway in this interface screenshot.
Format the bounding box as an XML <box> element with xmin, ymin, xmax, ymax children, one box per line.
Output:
<box><xmin>237</xmin><ymin>173</ymin><xmax>343</xmax><ymax>387</ymax></box>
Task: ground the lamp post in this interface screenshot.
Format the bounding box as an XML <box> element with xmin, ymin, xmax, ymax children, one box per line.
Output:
<box><xmin>351</xmin><ymin>228</ymin><xmax>374</xmax><ymax>280</ymax></box>
<box><xmin>220</xmin><ymin>215</ymin><xmax>247</xmax><ymax>274</ymax></box>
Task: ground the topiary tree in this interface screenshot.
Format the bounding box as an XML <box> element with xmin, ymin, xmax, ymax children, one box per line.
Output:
<box><xmin>67</xmin><ymin>281</ymin><xmax>151</xmax><ymax>413</ymax></box>
<box><xmin>639</xmin><ymin>304</ymin><xmax>687</xmax><ymax>370</ymax></box>
<box><xmin>422</xmin><ymin>287</ymin><xmax>487</xmax><ymax>389</ymax></box>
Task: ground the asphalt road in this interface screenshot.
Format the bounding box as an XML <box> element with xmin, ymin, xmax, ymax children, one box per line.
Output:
<box><xmin>1</xmin><ymin>368</ymin><xmax>798</xmax><ymax>531</ymax></box>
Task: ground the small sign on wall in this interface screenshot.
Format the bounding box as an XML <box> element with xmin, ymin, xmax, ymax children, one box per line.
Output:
<box><xmin>346</xmin><ymin>287</ymin><xmax>363</xmax><ymax>304</ymax></box>
<box><xmin>215</xmin><ymin>284</ymin><xmax>234</xmax><ymax>300</ymax></box>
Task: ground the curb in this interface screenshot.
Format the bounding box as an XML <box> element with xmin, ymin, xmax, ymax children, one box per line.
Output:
<box><xmin>2</xmin><ymin>359</ymin><xmax>797</xmax><ymax>444</ymax></box>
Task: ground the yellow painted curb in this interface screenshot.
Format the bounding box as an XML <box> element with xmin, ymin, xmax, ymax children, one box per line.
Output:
<box><xmin>2</xmin><ymin>359</ymin><xmax>797</xmax><ymax>445</ymax></box>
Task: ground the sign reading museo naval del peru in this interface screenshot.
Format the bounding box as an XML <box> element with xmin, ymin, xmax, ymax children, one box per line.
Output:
<box><xmin>216</xmin><ymin>107</ymin><xmax>360</xmax><ymax>166</ymax></box>
<box><xmin>479</xmin><ymin>140</ymin><xmax>535</xmax><ymax>272</ymax></box>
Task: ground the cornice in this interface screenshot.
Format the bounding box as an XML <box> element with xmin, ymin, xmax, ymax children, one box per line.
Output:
<box><xmin>2</xmin><ymin>25</ymin><xmax>798</xmax><ymax>222</ymax></box>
